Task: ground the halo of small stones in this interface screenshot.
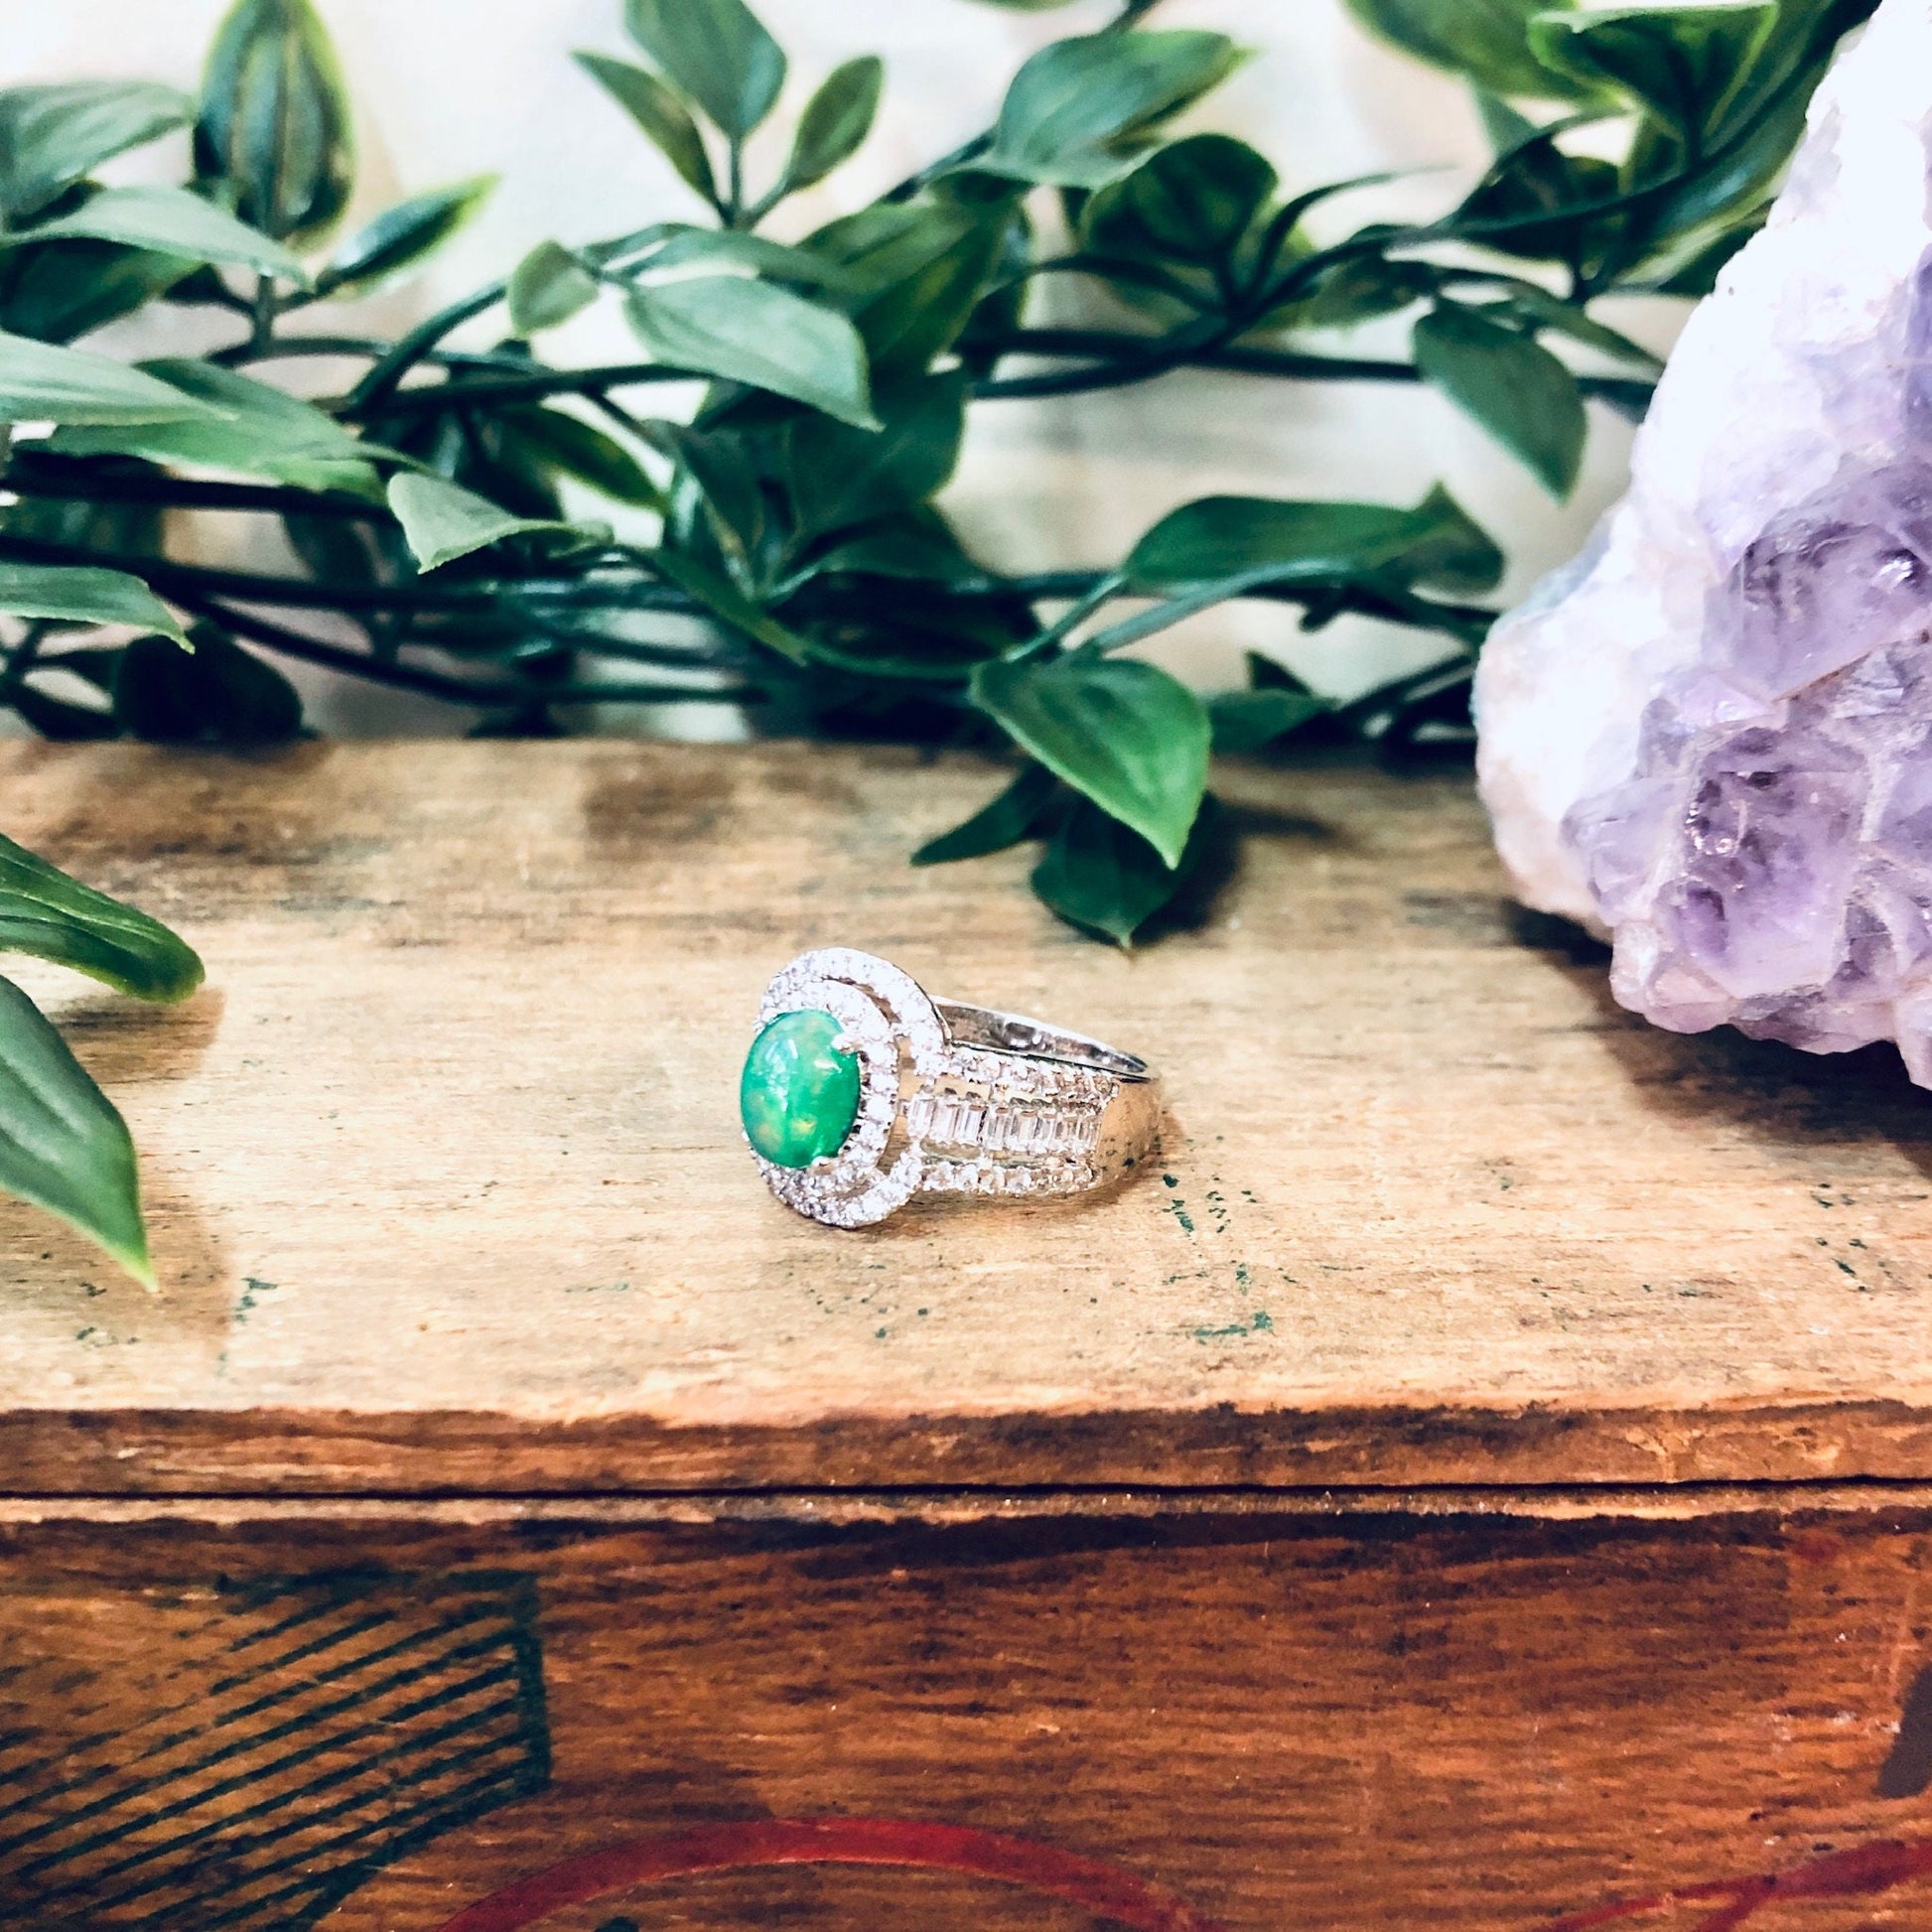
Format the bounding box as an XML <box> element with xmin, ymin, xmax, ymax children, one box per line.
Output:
<box><xmin>752</xmin><ymin>950</ymin><xmax>939</xmax><ymax>1228</ymax></box>
<box><xmin>750</xmin><ymin>948</ymin><xmax>1127</xmax><ymax>1224</ymax></box>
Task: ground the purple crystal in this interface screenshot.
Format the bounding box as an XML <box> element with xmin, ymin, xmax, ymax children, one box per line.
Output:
<box><xmin>1564</xmin><ymin>450</ymin><xmax>1932</xmax><ymax>1062</ymax></box>
<box><xmin>1475</xmin><ymin>11</ymin><xmax>1932</xmax><ymax>1091</ymax></box>
<box><xmin>1666</xmin><ymin>725</ymin><xmax>1866</xmax><ymax>998</ymax></box>
<box><xmin>1709</xmin><ymin>509</ymin><xmax>1928</xmax><ymax>699</ymax></box>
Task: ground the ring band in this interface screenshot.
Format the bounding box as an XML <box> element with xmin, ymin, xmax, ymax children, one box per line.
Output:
<box><xmin>742</xmin><ymin>948</ymin><xmax>1161</xmax><ymax>1228</ymax></box>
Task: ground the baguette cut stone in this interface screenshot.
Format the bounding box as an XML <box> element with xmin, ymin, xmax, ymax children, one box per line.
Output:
<box><xmin>740</xmin><ymin>1010</ymin><xmax>861</xmax><ymax>1169</ymax></box>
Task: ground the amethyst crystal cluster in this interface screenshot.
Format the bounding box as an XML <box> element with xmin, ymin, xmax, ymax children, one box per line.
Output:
<box><xmin>1475</xmin><ymin>0</ymin><xmax>1932</xmax><ymax>1083</ymax></box>
<box><xmin>1572</xmin><ymin>460</ymin><xmax>1932</xmax><ymax>1065</ymax></box>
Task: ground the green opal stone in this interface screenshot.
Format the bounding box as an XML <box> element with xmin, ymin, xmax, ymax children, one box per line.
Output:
<box><xmin>741</xmin><ymin>1009</ymin><xmax>862</xmax><ymax>1169</ymax></box>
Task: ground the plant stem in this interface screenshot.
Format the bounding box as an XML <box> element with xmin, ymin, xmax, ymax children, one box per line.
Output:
<box><xmin>248</xmin><ymin>272</ymin><xmax>280</xmax><ymax>353</ymax></box>
<box><xmin>0</xmin><ymin>532</ymin><xmax>498</xmax><ymax>613</ymax></box>
<box><xmin>346</xmin><ymin>279</ymin><xmax>509</xmax><ymax>417</ymax></box>
<box><xmin>2</xmin><ymin>621</ymin><xmax>52</xmax><ymax>695</ymax></box>
<box><xmin>210</xmin><ymin>335</ymin><xmax>534</xmax><ymax>374</ymax></box>
<box><xmin>4</xmin><ymin>459</ymin><xmax>385</xmax><ymax>520</ymax></box>
<box><xmin>172</xmin><ymin>594</ymin><xmax>759</xmax><ymax>708</ymax></box>
<box><xmin>1011</xmin><ymin>572</ymin><xmax>1126</xmax><ymax>664</ymax></box>
<box><xmin>0</xmin><ymin>509</ymin><xmax>1495</xmax><ymax>651</ymax></box>
<box><xmin>330</xmin><ymin>333</ymin><xmax>1651</xmax><ymax>422</ymax></box>
<box><xmin>971</xmin><ymin>328</ymin><xmax>1654</xmax><ymax>416</ymax></box>
<box><xmin>345</xmin><ymin>361</ymin><xmax>701</xmax><ymax>416</ymax></box>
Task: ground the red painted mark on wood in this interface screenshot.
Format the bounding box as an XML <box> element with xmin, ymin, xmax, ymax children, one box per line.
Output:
<box><xmin>430</xmin><ymin>1817</ymin><xmax>1226</xmax><ymax>1931</ymax></box>
<box><xmin>430</xmin><ymin>1815</ymin><xmax>1226</xmax><ymax>1931</ymax></box>
<box><xmin>1546</xmin><ymin>1835</ymin><xmax>1932</xmax><ymax>1932</ymax></box>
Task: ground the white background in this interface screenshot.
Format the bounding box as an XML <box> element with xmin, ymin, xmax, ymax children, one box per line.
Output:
<box><xmin>11</xmin><ymin>0</ymin><xmax>1679</xmax><ymax>730</ymax></box>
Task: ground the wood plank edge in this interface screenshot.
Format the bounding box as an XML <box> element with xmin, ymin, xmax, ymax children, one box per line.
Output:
<box><xmin>10</xmin><ymin>1481</ymin><xmax>1932</xmax><ymax>1527</ymax></box>
<box><xmin>3</xmin><ymin>1397</ymin><xmax>1929</xmax><ymax>1494</ymax></box>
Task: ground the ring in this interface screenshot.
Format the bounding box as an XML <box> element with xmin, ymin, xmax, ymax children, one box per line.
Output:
<box><xmin>740</xmin><ymin>948</ymin><xmax>1161</xmax><ymax>1228</ymax></box>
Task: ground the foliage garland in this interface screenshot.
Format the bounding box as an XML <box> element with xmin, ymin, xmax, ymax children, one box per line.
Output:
<box><xmin>0</xmin><ymin>0</ymin><xmax>1875</xmax><ymax>1270</ymax></box>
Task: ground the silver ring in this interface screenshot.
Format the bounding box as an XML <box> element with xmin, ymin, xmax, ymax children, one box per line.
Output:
<box><xmin>741</xmin><ymin>948</ymin><xmax>1162</xmax><ymax>1228</ymax></box>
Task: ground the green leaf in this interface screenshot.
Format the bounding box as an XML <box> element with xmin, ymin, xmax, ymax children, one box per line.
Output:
<box><xmin>498</xmin><ymin>405</ymin><xmax>663</xmax><ymax>509</ymax></box>
<box><xmin>1127</xmin><ymin>485</ymin><xmax>1502</xmax><ymax>596</ymax></box>
<box><xmin>1284</xmin><ymin>253</ymin><xmax>1438</xmax><ymax>330</ymax></box>
<box><xmin>1474</xmin><ymin>86</ymin><xmax>1539</xmax><ymax>154</ymax></box>
<box><xmin>0</xmin><ymin>972</ymin><xmax>152</xmax><ymax>1284</ymax></box>
<box><xmin>17</xmin><ymin>186</ymin><xmax>308</xmax><ymax>285</ymax></box>
<box><xmin>113</xmin><ymin>623</ymin><xmax>303</xmax><ymax>745</ymax></box>
<box><xmin>573</xmin><ymin>53</ymin><xmax>717</xmax><ymax>204</ymax></box>
<box><xmin>0</xmin><ymin>561</ymin><xmax>184</xmax><ymax>646</ymax></box>
<box><xmin>1379</xmin><ymin>483</ymin><xmax>1507</xmax><ymax>594</ymax></box>
<box><xmin>1650</xmin><ymin>207</ymin><xmax>1766</xmax><ymax>295</ymax></box>
<box><xmin>1081</xmin><ymin>134</ymin><xmax>1276</xmax><ymax>267</ymax></box>
<box><xmin>1340</xmin><ymin>0</ymin><xmax>1590</xmax><ymax>100</ymax></box>
<box><xmin>0</xmin><ymin>830</ymin><xmax>204</xmax><ymax>1002</ymax></box>
<box><xmin>973</xmin><ymin>653</ymin><xmax>1208</xmax><ymax>869</ymax></box>
<box><xmin>781</xmin><ymin>57</ymin><xmax>884</xmax><ymax>194</ymax></box>
<box><xmin>0</xmin><ymin>81</ymin><xmax>193</xmax><ymax>225</ymax></box>
<box><xmin>1490</xmin><ymin>282</ymin><xmax>1662</xmax><ymax>368</ymax></box>
<box><xmin>1624</xmin><ymin>14</ymin><xmax>1842</xmax><ymax>261</ymax></box>
<box><xmin>1208</xmin><ymin>687</ymin><xmax>1330</xmax><ymax>754</ymax></box>
<box><xmin>643</xmin><ymin>226</ymin><xmax>857</xmax><ymax>288</ymax></box>
<box><xmin>912</xmin><ymin>762</ymin><xmax>1058</xmax><ymax>867</ymax></box>
<box><xmin>813</xmin><ymin>507</ymin><xmax>987</xmax><ymax>586</ymax></box>
<box><xmin>0</xmin><ymin>330</ymin><xmax>221</xmax><ymax>426</ymax></box>
<box><xmin>1449</xmin><ymin>127</ymin><xmax>1621</xmax><ymax>266</ymax></box>
<box><xmin>50</xmin><ymin>358</ymin><xmax>380</xmax><ymax>498</ymax></box>
<box><xmin>984</xmin><ymin>32</ymin><xmax>1246</xmax><ymax>188</ymax></box>
<box><xmin>1032</xmin><ymin>791</ymin><xmax>1222</xmax><ymax>945</ymax></box>
<box><xmin>196</xmin><ymin>0</ymin><xmax>355</xmax><ymax>245</ymax></box>
<box><xmin>626</xmin><ymin>276</ymin><xmax>878</xmax><ymax>429</ymax></box>
<box><xmin>1529</xmin><ymin>5</ymin><xmax>1777</xmax><ymax>138</ymax></box>
<box><xmin>1412</xmin><ymin>300</ymin><xmax>1586</xmax><ymax>497</ymax></box>
<box><xmin>0</xmin><ymin>240</ymin><xmax>191</xmax><ymax>345</ymax></box>
<box><xmin>809</xmin><ymin>195</ymin><xmax>1015</xmax><ymax>374</ymax></box>
<box><xmin>1664</xmin><ymin>133</ymin><xmax>1794</xmax><ymax>269</ymax></box>
<box><xmin>318</xmin><ymin>175</ymin><xmax>496</xmax><ymax>296</ymax></box>
<box><xmin>624</xmin><ymin>0</ymin><xmax>786</xmax><ymax>140</ymax></box>
<box><xmin>387</xmin><ymin>473</ymin><xmax>567</xmax><ymax>572</ymax></box>
<box><xmin>507</xmin><ymin>240</ymin><xmax>600</xmax><ymax>336</ymax></box>
<box><xmin>645</xmin><ymin>418</ymin><xmax>768</xmax><ymax>573</ymax></box>
<box><xmin>782</xmin><ymin>369</ymin><xmax>965</xmax><ymax>542</ymax></box>
<box><xmin>647</xmin><ymin>545</ymin><xmax>814</xmax><ymax>665</ymax></box>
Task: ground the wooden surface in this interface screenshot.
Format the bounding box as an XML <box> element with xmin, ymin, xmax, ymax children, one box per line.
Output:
<box><xmin>3</xmin><ymin>739</ymin><xmax>1932</xmax><ymax>1495</ymax></box>
<box><xmin>9</xmin><ymin>1496</ymin><xmax>1932</xmax><ymax>1930</ymax></box>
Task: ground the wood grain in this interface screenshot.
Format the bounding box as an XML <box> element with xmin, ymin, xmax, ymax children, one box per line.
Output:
<box><xmin>6</xmin><ymin>1501</ymin><xmax>1932</xmax><ymax>1930</ymax></box>
<box><xmin>1</xmin><ymin>740</ymin><xmax>1929</xmax><ymax>1494</ymax></box>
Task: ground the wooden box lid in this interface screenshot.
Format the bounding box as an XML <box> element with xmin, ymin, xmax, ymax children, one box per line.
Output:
<box><xmin>1</xmin><ymin>740</ymin><xmax>1926</xmax><ymax>1497</ymax></box>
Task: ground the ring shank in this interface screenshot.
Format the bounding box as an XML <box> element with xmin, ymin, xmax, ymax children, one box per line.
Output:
<box><xmin>933</xmin><ymin>999</ymin><xmax>1151</xmax><ymax>1082</ymax></box>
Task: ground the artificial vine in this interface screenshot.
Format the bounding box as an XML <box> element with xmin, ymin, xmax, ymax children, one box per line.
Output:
<box><xmin>0</xmin><ymin>0</ymin><xmax>1874</xmax><ymax>1271</ymax></box>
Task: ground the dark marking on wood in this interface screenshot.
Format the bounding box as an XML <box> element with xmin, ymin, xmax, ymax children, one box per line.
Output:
<box><xmin>0</xmin><ymin>1568</ymin><xmax>548</xmax><ymax>1929</ymax></box>
<box><xmin>1878</xmin><ymin>1664</ymin><xmax>1932</xmax><ymax>1797</ymax></box>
